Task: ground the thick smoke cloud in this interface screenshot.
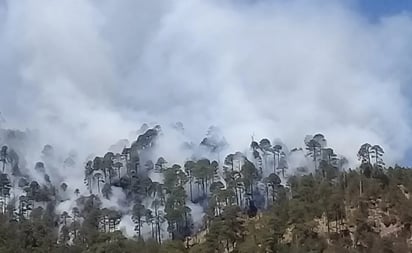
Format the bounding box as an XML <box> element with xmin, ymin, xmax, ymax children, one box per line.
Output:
<box><xmin>1</xmin><ymin>0</ymin><xmax>412</xmax><ymax>170</ymax></box>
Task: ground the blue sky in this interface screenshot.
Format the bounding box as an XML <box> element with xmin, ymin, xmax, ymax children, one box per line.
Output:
<box><xmin>354</xmin><ymin>0</ymin><xmax>412</xmax><ymax>21</ymax></box>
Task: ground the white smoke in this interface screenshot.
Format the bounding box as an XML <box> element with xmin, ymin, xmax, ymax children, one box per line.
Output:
<box><xmin>1</xmin><ymin>0</ymin><xmax>412</xmax><ymax>167</ymax></box>
<box><xmin>1</xmin><ymin>0</ymin><xmax>412</xmax><ymax>237</ymax></box>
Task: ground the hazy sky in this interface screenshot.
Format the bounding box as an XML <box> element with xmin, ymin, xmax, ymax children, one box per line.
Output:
<box><xmin>1</xmin><ymin>0</ymin><xmax>412</xmax><ymax>166</ymax></box>
<box><xmin>354</xmin><ymin>0</ymin><xmax>412</xmax><ymax>164</ymax></box>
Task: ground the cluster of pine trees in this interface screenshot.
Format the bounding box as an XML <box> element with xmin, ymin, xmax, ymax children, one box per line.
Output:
<box><xmin>0</xmin><ymin>125</ymin><xmax>411</xmax><ymax>253</ymax></box>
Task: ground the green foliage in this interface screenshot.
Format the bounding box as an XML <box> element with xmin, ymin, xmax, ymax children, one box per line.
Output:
<box><xmin>1</xmin><ymin>132</ymin><xmax>412</xmax><ymax>253</ymax></box>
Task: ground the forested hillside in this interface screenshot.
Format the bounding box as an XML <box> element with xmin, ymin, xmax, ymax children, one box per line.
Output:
<box><xmin>3</xmin><ymin>0</ymin><xmax>412</xmax><ymax>252</ymax></box>
<box><xmin>0</xmin><ymin>125</ymin><xmax>411</xmax><ymax>253</ymax></box>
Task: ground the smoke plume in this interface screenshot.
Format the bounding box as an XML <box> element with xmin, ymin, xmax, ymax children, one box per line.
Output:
<box><xmin>1</xmin><ymin>0</ymin><xmax>412</xmax><ymax>180</ymax></box>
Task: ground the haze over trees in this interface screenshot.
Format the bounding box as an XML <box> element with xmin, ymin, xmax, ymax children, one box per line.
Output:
<box><xmin>1</xmin><ymin>0</ymin><xmax>412</xmax><ymax>252</ymax></box>
<box><xmin>0</xmin><ymin>122</ymin><xmax>410</xmax><ymax>252</ymax></box>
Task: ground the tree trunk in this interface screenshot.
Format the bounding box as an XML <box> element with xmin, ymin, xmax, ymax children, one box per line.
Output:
<box><xmin>277</xmin><ymin>154</ymin><xmax>280</xmax><ymax>169</ymax></box>
<box><xmin>138</xmin><ymin>219</ymin><xmax>141</xmax><ymax>238</ymax></box>
<box><xmin>250</xmin><ymin>183</ymin><xmax>254</xmax><ymax>197</ymax></box>
<box><xmin>326</xmin><ymin>211</ymin><xmax>330</xmax><ymax>235</ymax></box>
<box><xmin>335</xmin><ymin>213</ymin><xmax>338</xmax><ymax>233</ymax></box>
<box><xmin>185</xmin><ymin>211</ymin><xmax>188</xmax><ymax>228</ymax></box>
<box><xmin>359</xmin><ymin>178</ymin><xmax>362</xmax><ymax>197</ymax></box>
<box><xmin>273</xmin><ymin>153</ymin><xmax>276</xmax><ymax>174</ymax></box>
<box><xmin>157</xmin><ymin>219</ymin><xmax>161</xmax><ymax>244</ymax></box>
<box><xmin>205</xmin><ymin>179</ymin><xmax>208</xmax><ymax>196</ymax></box>
<box><xmin>155</xmin><ymin>208</ymin><xmax>161</xmax><ymax>244</ymax></box>
<box><xmin>239</xmin><ymin>189</ymin><xmax>243</xmax><ymax>207</ymax></box>
<box><xmin>367</xmin><ymin>151</ymin><xmax>371</xmax><ymax>164</ymax></box>
<box><xmin>103</xmin><ymin>169</ymin><xmax>107</xmax><ymax>182</ymax></box>
<box><xmin>189</xmin><ymin>180</ymin><xmax>193</xmax><ymax>202</ymax></box>
<box><xmin>272</xmin><ymin>186</ymin><xmax>276</xmax><ymax>203</ymax></box>
<box><xmin>202</xmin><ymin>179</ymin><xmax>206</xmax><ymax>197</ymax></box>
<box><xmin>155</xmin><ymin>220</ymin><xmax>158</xmax><ymax>242</ymax></box>
<box><xmin>375</xmin><ymin>151</ymin><xmax>378</xmax><ymax>165</ymax></box>
<box><xmin>88</xmin><ymin>178</ymin><xmax>92</xmax><ymax>194</ymax></box>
